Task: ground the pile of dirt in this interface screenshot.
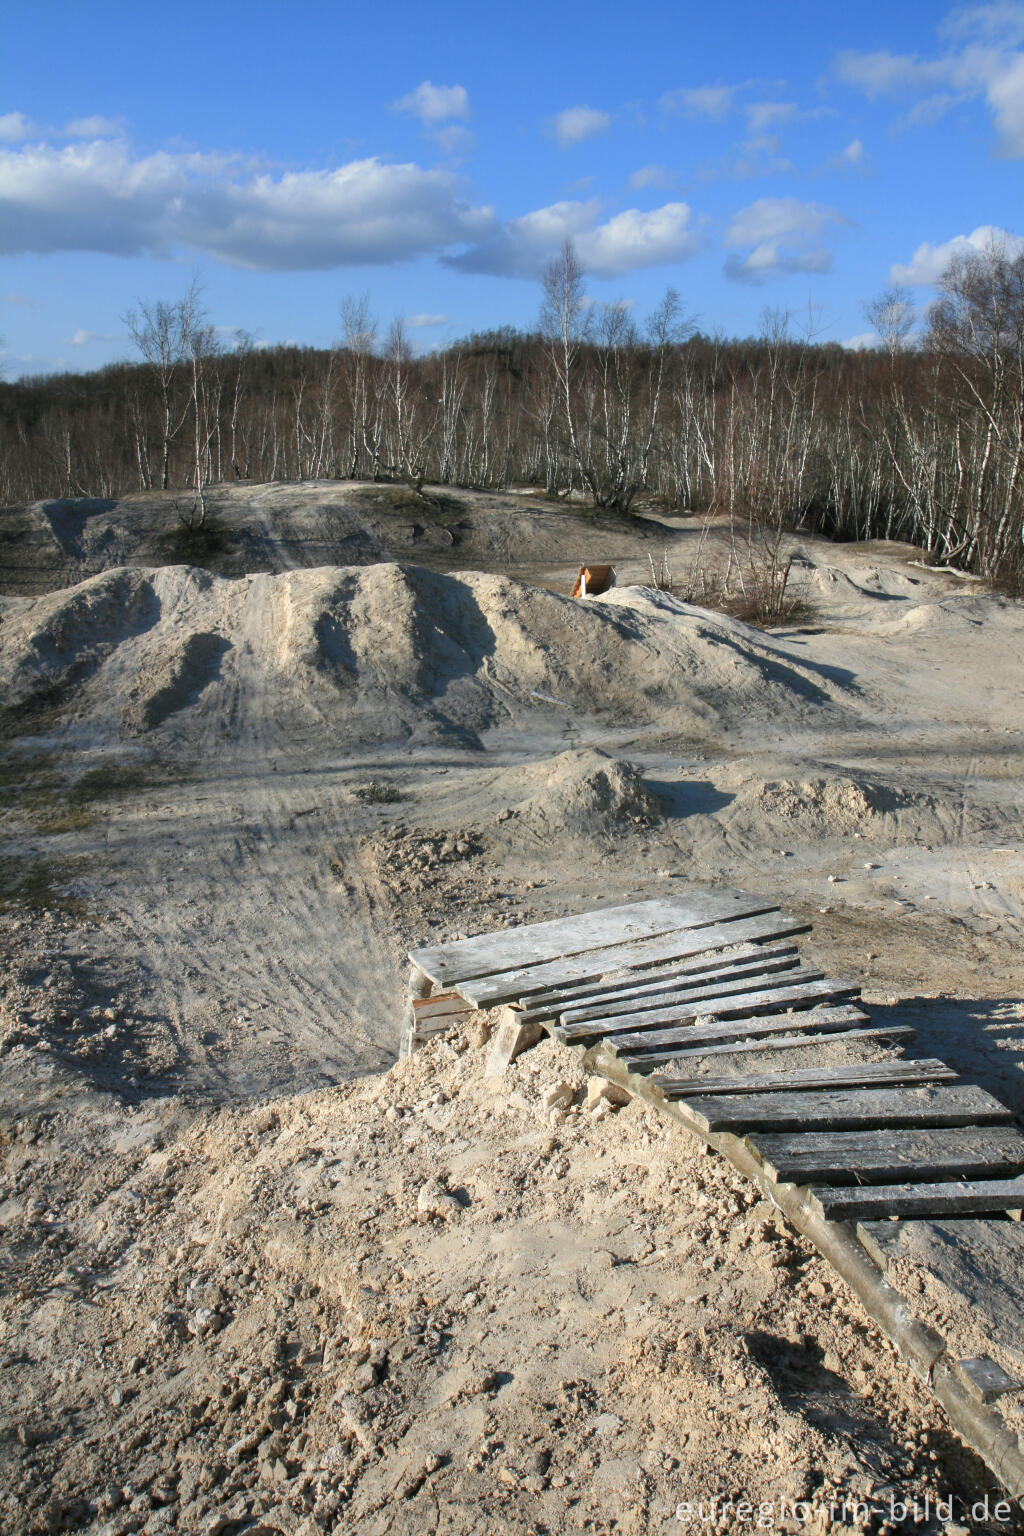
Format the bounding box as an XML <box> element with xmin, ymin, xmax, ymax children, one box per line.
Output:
<box><xmin>0</xmin><ymin>1024</ymin><xmax>993</xmax><ymax>1536</ymax></box>
<box><xmin>489</xmin><ymin>749</ymin><xmax>659</xmax><ymax>843</ymax></box>
<box><xmin>751</xmin><ymin>773</ymin><xmax>971</xmax><ymax>846</ymax></box>
<box><xmin>0</xmin><ymin>564</ymin><xmax>853</xmax><ymax>755</ymax></box>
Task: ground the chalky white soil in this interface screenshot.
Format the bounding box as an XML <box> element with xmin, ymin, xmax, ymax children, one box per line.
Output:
<box><xmin>1</xmin><ymin>485</ymin><xmax>1022</xmax><ymax>1534</ymax></box>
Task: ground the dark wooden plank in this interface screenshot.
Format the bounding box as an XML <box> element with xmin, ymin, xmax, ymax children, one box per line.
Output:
<box><xmin>676</xmin><ymin>1083</ymin><xmax>1014</xmax><ymax>1136</ymax></box>
<box><xmin>560</xmin><ymin>976</ymin><xmax>860</xmax><ymax>1042</ymax></box>
<box><xmin>518</xmin><ymin>943</ymin><xmax>801</xmax><ymax>1019</ymax></box>
<box><xmin>809</xmin><ymin>1176</ymin><xmax>1024</xmax><ymax>1224</ymax></box>
<box><xmin>856</xmin><ymin>1217</ymin><xmax>1024</xmax><ymax>1377</ymax></box>
<box><xmin>748</xmin><ymin>1125</ymin><xmax>1024</xmax><ymax>1187</ymax></box>
<box><xmin>602</xmin><ymin>1003</ymin><xmax>870</xmax><ymax>1058</ymax></box>
<box><xmin>655</xmin><ymin>1059</ymin><xmax>956</xmax><ymax>1100</ymax></box>
<box><xmin>456</xmin><ymin>910</ymin><xmax>809</xmax><ymax>1007</ymax></box>
<box><xmin>954</xmin><ymin>1357</ymin><xmax>1022</xmax><ymax>1404</ymax></box>
<box><xmin>558</xmin><ymin>956</ymin><xmax>814</xmax><ymax>1026</ymax></box>
<box><xmin>623</xmin><ymin>1024</ymin><xmax>915</xmax><ymax>1070</ymax></box>
<box><xmin>410</xmin><ymin>891</ymin><xmax>777</xmax><ymax>986</ymax></box>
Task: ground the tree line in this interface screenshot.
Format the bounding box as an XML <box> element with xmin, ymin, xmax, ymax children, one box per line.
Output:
<box><xmin>2</xmin><ymin>240</ymin><xmax>1022</xmax><ymax>590</ymax></box>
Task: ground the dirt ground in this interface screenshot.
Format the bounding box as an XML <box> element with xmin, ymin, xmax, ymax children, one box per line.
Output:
<box><xmin>1</xmin><ymin>483</ymin><xmax>1022</xmax><ymax>1534</ymax></box>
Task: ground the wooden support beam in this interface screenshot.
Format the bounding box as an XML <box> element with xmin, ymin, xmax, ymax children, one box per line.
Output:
<box><xmin>808</xmin><ymin>1176</ymin><xmax>1024</xmax><ymax>1224</ymax></box>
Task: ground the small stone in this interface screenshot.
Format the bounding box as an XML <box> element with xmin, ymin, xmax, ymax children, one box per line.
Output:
<box><xmin>585</xmin><ymin>1077</ymin><xmax>630</xmax><ymax>1111</ymax></box>
<box><xmin>540</xmin><ymin>1082</ymin><xmax>575</xmax><ymax>1114</ymax></box>
<box><xmin>416</xmin><ymin>1178</ymin><xmax>463</xmax><ymax>1220</ymax></box>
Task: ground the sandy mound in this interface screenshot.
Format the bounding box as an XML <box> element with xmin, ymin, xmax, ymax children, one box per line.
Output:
<box><xmin>748</xmin><ymin>772</ymin><xmax>984</xmax><ymax>845</ymax></box>
<box><xmin>0</xmin><ymin>564</ymin><xmax>853</xmax><ymax>753</ymax></box>
<box><xmin>490</xmin><ymin>749</ymin><xmax>659</xmax><ymax>843</ymax></box>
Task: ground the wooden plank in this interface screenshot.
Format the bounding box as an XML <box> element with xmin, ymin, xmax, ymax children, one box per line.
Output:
<box><xmin>954</xmin><ymin>1357</ymin><xmax>1023</xmax><ymax>1404</ymax></box>
<box><xmin>455</xmin><ymin>910</ymin><xmax>809</xmax><ymax>1007</ymax></box>
<box><xmin>809</xmin><ymin>1176</ymin><xmax>1024</xmax><ymax>1224</ymax></box>
<box><xmin>559</xmin><ymin>976</ymin><xmax>860</xmax><ymax>1042</ymax></box>
<box><xmin>520</xmin><ymin>942</ymin><xmax>801</xmax><ymax>1014</ymax></box>
<box><xmin>411</xmin><ymin>992</ymin><xmax>473</xmax><ymax>1020</ymax></box>
<box><xmin>748</xmin><ymin>1125</ymin><xmax>1024</xmax><ymax>1187</ymax></box>
<box><xmin>676</xmin><ymin>1083</ymin><xmax>1014</xmax><ymax>1136</ymax></box>
<box><xmin>857</xmin><ymin>1217</ymin><xmax>1024</xmax><ymax>1377</ymax></box>
<box><xmin>654</xmin><ymin>1059</ymin><xmax>956</xmax><ymax>1100</ymax></box>
<box><xmin>622</xmin><ymin>1025</ymin><xmax>916</xmax><ymax>1070</ymax></box>
<box><xmin>604</xmin><ymin>1003</ymin><xmax>870</xmax><ymax>1058</ymax></box>
<box><xmin>409</xmin><ymin>891</ymin><xmax>778</xmax><ymax>987</ymax></box>
<box><xmin>557</xmin><ymin>956</ymin><xmax>814</xmax><ymax>1026</ymax></box>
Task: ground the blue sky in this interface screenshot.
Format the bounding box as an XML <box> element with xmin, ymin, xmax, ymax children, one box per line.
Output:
<box><xmin>2</xmin><ymin>0</ymin><xmax>1023</xmax><ymax>376</ymax></box>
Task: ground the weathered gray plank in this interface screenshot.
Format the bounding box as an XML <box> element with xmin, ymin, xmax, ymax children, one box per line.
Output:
<box><xmin>602</xmin><ymin>1003</ymin><xmax>870</xmax><ymax>1058</ymax></box>
<box><xmin>809</xmin><ymin>1176</ymin><xmax>1024</xmax><ymax>1224</ymax></box>
<box><xmin>455</xmin><ymin>910</ymin><xmax>809</xmax><ymax>1007</ymax></box>
<box><xmin>560</xmin><ymin>976</ymin><xmax>860</xmax><ymax>1042</ymax></box>
<box><xmin>655</xmin><ymin>1058</ymin><xmax>956</xmax><ymax>1100</ymax></box>
<box><xmin>520</xmin><ymin>942</ymin><xmax>801</xmax><ymax>1012</ymax></box>
<box><xmin>558</xmin><ymin>956</ymin><xmax>814</xmax><ymax>1026</ymax></box>
<box><xmin>954</xmin><ymin>1357</ymin><xmax>1022</xmax><ymax>1404</ymax></box>
<box><xmin>748</xmin><ymin>1125</ymin><xmax>1024</xmax><ymax>1187</ymax></box>
<box><xmin>623</xmin><ymin>1025</ymin><xmax>915</xmax><ymax>1070</ymax></box>
<box><xmin>857</xmin><ymin>1217</ymin><xmax>1024</xmax><ymax>1377</ymax></box>
<box><xmin>676</xmin><ymin>1083</ymin><xmax>1013</xmax><ymax>1136</ymax></box>
<box><xmin>410</xmin><ymin>891</ymin><xmax>777</xmax><ymax>987</ymax></box>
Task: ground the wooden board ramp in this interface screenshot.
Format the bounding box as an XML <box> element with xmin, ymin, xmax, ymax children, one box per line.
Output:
<box><xmin>401</xmin><ymin>888</ymin><xmax>1024</xmax><ymax>1500</ymax></box>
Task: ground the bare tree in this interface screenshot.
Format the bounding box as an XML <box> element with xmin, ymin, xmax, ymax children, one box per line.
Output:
<box><xmin>123</xmin><ymin>281</ymin><xmax>200</xmax><ymax>490</ymax></box>
<box><xmin>540</xmin><ymin>239</ymin><xmax>591</xmax><ymax>497</ymax></box>
<box><xmin>864</xmin><ymin>285</ymin><xmax>916</xmax><ymax>358</ymax></box>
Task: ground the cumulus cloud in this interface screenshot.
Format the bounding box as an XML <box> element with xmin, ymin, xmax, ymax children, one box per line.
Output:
<box><xmin>0</xmin><ymin>111</ymin><xmax>36</xmax><ymax>143</ymax></box>
<box><xmin>64</xmin><ymin>116</ymin><xmax>122</xmax><ymax>139</ymax></box>
<box><xmin>547</xmin><ymin>106</ymin><xmax>611</xmax><ymax>148</ymax></box>
<box><xmin>724</xmin><ymin>196</ymin><xmax>850</xmax><ymax>282</ymax></box>
<box><xmin>890</xmin><ymin>223</ymin><xmax>1024</xmax><ymax>285</ymax></box>
<box><xmin>449</xmin><ymin>199</ymin><xmax>699</xmax><ymax>279</ymax></box>
<box><xmin>835</xmin><ymin>6</ymin><xmax>1024</xmax><ymax>155</ymax></box>
<box><xmin>628</xmin><ymin>164</ymin><xmax>674</xmax><ymax>190</ymax></box>
<box><xmin>0</xmin><ymin>138</ymin><xmax>496</xmax><ymax>270</ymax></box>
<box><xmin>661</xmin><ymin>84</ymin><xmax>735</xmax><ymax>120</ymax></box>
<box><xmin>391</xmin><ymin>82</ymin><xmax>470</xmax><ymax>124</ymax></box>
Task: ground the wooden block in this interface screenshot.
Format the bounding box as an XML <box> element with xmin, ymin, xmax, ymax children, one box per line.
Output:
<box><xmin>412</xmin><ymin>992</ymin><xmax>473</xmax><ymax>1021</ymax></box>
<box><xmin>410</xmin><ymin>891</ymin><xmax>778</xmax><ymax>987</ymax></box>
<box><xmin>458</xmin><ymin>911</ymin><xmax>810</xmax><ymax>1007</ymax></box>
<box><xmin>522</xmin><ymin>943</ymin><xmax>801</xmax><ymax>1018</ymax></box>
<box><xmin>654</xmin><ymin>1059</ymin><xmax>956</xmax><ymax>1100</ymax></box>
<box><xmin>604</xmin><ymin>1004</ymin><xmax>870</xmax><ymax>1058</ymax></box>
<box><xmin>560</xmin><ymin>977</ymin><xmax>861</xmax><ymax>1042</ymax></box>
<box><xmin>558</xmin><ymin>956</ymin><xmax>813</xmax><ymax>1026</ymax></box>
<box><xmin>676</xmin><ymin>1083</ymin><xmax>1013</xmax><ymax>1137</ymax></box>
<box><xmin>749</xmin><ymin>1125</ymin><xmax>1024</xmax><ymax>1187</ymax></box>
<box><xmin>623</xmin><ymin>1025</ymin><xmax>914</xmax><ymax>1069</ymax></box>
<box><xmin>954</xmin><ymin>1357</ymin><xmax>1022</xmax><ymax>1404</ymax></box>
<box><xmin>484</xmin><ymin>1018</ymin><xmax>544</xmax><ymax>1076</ymax></box>
<box><xmin>809</xmin><ymin>1175</ymin><xmax>1024</xmax><ymax>1224</ymax></box>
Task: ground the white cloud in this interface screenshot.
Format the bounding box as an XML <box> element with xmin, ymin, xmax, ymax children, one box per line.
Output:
<box><xmin>0</xmin><ymin>111</ymin><xmax>36</xmax><ymax>143</ymax></box>
<box><xmin>67</xmin><ymin>327</ymin><xmax>120</xmax><ymax>345</ymax></box>
<box><xmin>835</xmin><ymin>7</ymin><xmax>1024</xmax><ymax>155</ymax></box>
<box><xmin>843</xmin><ymin>331</ymin><xmax>882</xmax><ymax>350</ymax></box>
<box><xmin>548</xmin><ymin>106</ymin><xmax>611</xmax><ymax>148</ymax></box>
<box><xmin>64</xmin><ymin>116</ymin><xmax>122</xmax><ymax>139</ymax></box>
<box><xmin>745</xmin><ymin>101</ymin><xmax>797</xmax><ymax>133</ymax></box>
<box><xmin>724</xmin><ymin>197</ymin><xmax>850</xmax><ymax>283</ymax></box>
<box><xmin>391</xmin><ymin>82</ymin><xmax>470</xmax><ymax>125</ymax></box>
<box><xmin>890</xmin><ymin>223</ymin><xmax>1024</xmax><ymax>285</ymax></box>
<box><xmin>407</xmin><ymin>313</ymin><xmax>449</xmax><ymax>327</ymax></box>
<box><xmin>0</xmin><ymin>138</ymin><xmax>496</xmax><ymax>270</ymax></box>
<box><xmin>821</xmin><ymin>138</ymin><xmax>869</xmax><ymax>174</ymax></box>
<box><xmin>661</xmin><ymin>85</ymin><xmax>735</xmax><ymax>120</ymax></box>
<box><xmin>449</xmin><ymin>199</ymin><xmax>699</xmax><ymax>279</ymax></box>
<box><xmin>628</xmin><ymin>164</ymin><xmax>673</xmax><ymax>190</ymax></box>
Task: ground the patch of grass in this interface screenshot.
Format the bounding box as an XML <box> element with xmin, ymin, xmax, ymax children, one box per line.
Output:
<box><xmin>0</xmin><ymin>853</ymin><xmax>91</xmax><ymax>916</ymax></box>
<box><xmin>0</xmin><ymin>753</ymin><xmax>193</xmax><ymax>835</ymax></box>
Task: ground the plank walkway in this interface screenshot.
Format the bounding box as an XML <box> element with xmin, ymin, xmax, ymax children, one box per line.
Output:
<box><xmin>402</xmin><ymin>888</ymin><xmax>1024</xmax><ymax>1500</ymax></box>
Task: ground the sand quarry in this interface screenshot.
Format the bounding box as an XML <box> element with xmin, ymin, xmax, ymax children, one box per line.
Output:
<box><xmin>1</xmin><ymin>482</ymin><xmax>1023</xmax><ymax>1536</ymax></box>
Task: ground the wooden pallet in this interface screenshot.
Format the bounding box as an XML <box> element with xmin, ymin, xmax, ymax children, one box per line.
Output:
<box><xmin>402</xmin><ymin>888</ymin><xmax>1024</xmax><ymax>1498</ymax></box>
